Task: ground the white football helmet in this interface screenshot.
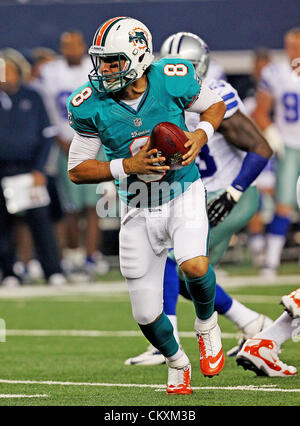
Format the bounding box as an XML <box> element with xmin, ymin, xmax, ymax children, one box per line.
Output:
<box><xmin>160</xmin><ymin>32</ymin><xmax>210</xmax><ymax>79</ymax></box>
<box><xmin>88</xmin><ymin>16</ymin><xmax>154</xmax><ymax>93</ymax></box>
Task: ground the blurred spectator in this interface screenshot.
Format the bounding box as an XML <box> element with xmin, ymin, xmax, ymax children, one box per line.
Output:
<box><xmin>38</xmin><ymin>30</ymin><xmax>109</xmax><ymax>277</ymax></box>
<box><xmin>29</xmin><ymin>47</ymin><xmax>57</xmax><ymax>87</ymax></box>
<box><xmin>243</xmin><ymin>47</ymin><xmax>272</xmax><ymax>114</ymax></box>
<box><xmin>0</xmin><ymin>49</ymin><xmax>66</xmax><ymax>286</ymax></box>
<box><xmin>252</xmin><ymin>28</ymin><xmax>300</xmax><ymax>277</ymax></box>
<box><xmin>243</xmin><ymin>48</ymin><xmax>275</xmax><ymax>265</ymax></box>
<box><xmin>28</xmin><ymin>46</ymin><xmax>66</xmax><ymax>274</ymax></box>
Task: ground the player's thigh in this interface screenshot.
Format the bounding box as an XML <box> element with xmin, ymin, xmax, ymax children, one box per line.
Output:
<box><xmin>209</xmin><ymin>186</ymin><xmax>259</xmax><ymax>250</ymax></box>
<box><xmin>119</xmin><ymin>214</ymin><xmax>168</xmax><ymax>323</ymax></box>
<box><xmin>170</xmin><ymin>179</ymin><xmax>209</xmax><ymax>266</ymax></box>
<box><xmin>276</xmin><ymin>147</ymin><xmax>300</xmax><ymax>208</ymax></box>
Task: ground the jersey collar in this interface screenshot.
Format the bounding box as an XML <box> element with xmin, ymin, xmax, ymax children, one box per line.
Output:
<box><xmin>112</xmin><ymin>81</ymin><xmax>150</xmax><ymax>115</ymax></box>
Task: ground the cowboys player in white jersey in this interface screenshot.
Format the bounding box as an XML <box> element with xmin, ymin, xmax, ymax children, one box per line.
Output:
<box><xmin>252</xmin><ymin>28</ymin><xmax>300</xmax><ymax>278</ymax></box>
<box><xmin>125</xmin><ymin>32</ymin><xmax>274</xmax><ymax>366</ymax></box>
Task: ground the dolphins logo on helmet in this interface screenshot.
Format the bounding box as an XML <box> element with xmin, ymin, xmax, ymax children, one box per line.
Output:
<box><xmin>129</xmin><ymin>28</ymin><xmax>150</xmax><ymax>52</ymax></box>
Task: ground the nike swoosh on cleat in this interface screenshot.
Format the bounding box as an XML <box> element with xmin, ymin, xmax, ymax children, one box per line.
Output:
<box><xmin>209</xmin><ymin>354</ymin><xmax>223</xmax><ymax>370</ymax></box>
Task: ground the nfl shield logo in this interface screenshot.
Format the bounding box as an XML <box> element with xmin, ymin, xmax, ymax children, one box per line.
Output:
<box><xmin>134</xmin><ymin>118</ymin><xmax>142</xmax><ymax>127</ymax></box>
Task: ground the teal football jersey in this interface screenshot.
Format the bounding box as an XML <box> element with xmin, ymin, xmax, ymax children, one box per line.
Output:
<box><xmin>67</xmin><ymin>58</ymin><xmax>201</xmax><ymax>207</ymax></box>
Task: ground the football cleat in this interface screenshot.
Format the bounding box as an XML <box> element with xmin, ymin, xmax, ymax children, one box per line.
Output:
<box><xmin>281</xmin><ymin>288</ymin><xmax>300</xmax><ymax>318</ymax></box>
<box><xmin>124</xmin><ymin>344</ymin><xmax>166</xmax><ymax>366</ymax></box>
<box><xmin>236</xmin><ymin>338</ymin><xmax>297</xmax><ymax>377</ymax></box>
<box><xmin>227</xmin><ymin>314</ymin><xmax>274</xmax><ymax>357</ymax></box>
<box><xmin>259</xmin><ymin>267</ymin><xmax>278</xmax><ymax>280</ymax></box>
<box><xmin>195</xmin><ymin>312</ymin><xmax>225</xmax><ymax>377</ymax></box>
<box><xmin>166</xmin><ymin>352</ymin><xmax>192</xmax><ymax>395</ymax></box>
<box><xmin>1</xmin><ymin>276</ymin><xmax>21</xmax><ymax>288</ymax></box>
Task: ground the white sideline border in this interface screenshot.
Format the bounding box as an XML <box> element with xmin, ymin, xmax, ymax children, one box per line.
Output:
<box><xmin>0</xmin><ymin>275</ymin><xmax>299</xmax><ymax>300</ymax></box>
<box><xmin>0</xmin><ymin>379</ymin><xmax>299</xmax><ymax>393</ymax></box>
<box><xmin>5</xmin><ymin>329</ymin><xmax>238</xmax><ymax>339</ymax></box>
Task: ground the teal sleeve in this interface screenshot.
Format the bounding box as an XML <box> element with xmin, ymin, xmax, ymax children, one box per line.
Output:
<box><xmin>67</xmin><ymin>94</ymin><xmax>99</xmax><ymax>138</ymax></box>
<box><xmin>163</xmin><ymin>59</ymin><xmax>202</xmax><ymax>109</ymax></box>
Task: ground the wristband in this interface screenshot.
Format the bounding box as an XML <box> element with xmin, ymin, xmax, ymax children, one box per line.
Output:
<box><xmin>110</xmin><ymin>158</ymin><xmax>129</xmax><ymax>180</ymax></box>
<box><xmin>226</xmin><ymin>185</ymin><xmax>243</xmax><ymax>202</ymax></box>
<box><xmin>195</xmin><ymin>121</ymin><xmax>214</xmax><ymax>141</ymax></box>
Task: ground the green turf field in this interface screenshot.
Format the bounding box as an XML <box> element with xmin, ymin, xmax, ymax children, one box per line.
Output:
<box><xmin>0</xmin><ymin>273</ymin><xmax>299</xmax><ymax>407</ymax></box>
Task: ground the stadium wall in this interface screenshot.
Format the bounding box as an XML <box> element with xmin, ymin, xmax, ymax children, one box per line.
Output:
<box><xmin>0</xmin><ymin>0</ymin><xmax>299</xmax><ymax>54</ymax></box>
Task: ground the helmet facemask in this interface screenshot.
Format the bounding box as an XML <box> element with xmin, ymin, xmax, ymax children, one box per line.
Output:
<box><xmin>89</xmin><ymin>51</ymin><xmax>137</xmax><ymax>93</ymax></box>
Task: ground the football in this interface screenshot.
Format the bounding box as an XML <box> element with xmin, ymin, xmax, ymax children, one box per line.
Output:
<box><xmin>150</xmin><ymin>122</ymin><xmax>189</xmax><ymax>170</ymax></box>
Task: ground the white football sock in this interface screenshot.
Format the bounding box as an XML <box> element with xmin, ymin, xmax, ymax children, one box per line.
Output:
<box><xmin>265</xmin><ymin>234</ymin><xmax>286</xmax><ymax>270</ymax></box>
<box><xmin>167</xmin><ymin>314</ymin><xmax>180</xmax><ymax>344</ymax></box>
<box><xmin>167</xmin><ymin>346</ymin><xmax>184</xmax><ymax>362</ymax></box>
<box><xmin>249</xmin><ymin>234</ymin><xmax>265</xmax><ymax>254</ymax></box>
<box><xmin>224</xmin><ymin>299</ymin><xmax>260</xmax><ymax>330</ymax></box>
<box><xmin>255</xmin><ymin>311</ymin><xmax>294</xmax><ymax>346</ymax></box>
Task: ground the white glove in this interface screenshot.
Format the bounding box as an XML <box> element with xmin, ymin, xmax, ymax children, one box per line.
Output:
<box><xmin>263</xmin><ymin>124</ymin><xmax>285</xmax><ymax>158</ymax></box>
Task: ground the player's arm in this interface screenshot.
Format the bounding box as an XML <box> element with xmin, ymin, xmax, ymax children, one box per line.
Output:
<box><xmin>68</xmin><ymin>133</ymin><xmax>111</xmax><ymax>184</ymax></box>
<box><xmin>208</xmin><ymin>110</ymin><xmax>273</xmax><ymax>227</ymax></box>
<box><xmin>68</xmin><ymin>133</ymin><xmax>169</xmax><ymax>184</ymax></box>
<box><xmin>182</xmin><ymin>84</ymin><xmax>227</xmax><ymax>166</ymax></box>
<box><xmin>252</xmin><ymin>78</ymin><xmax>284</xmax><ymax>157</ymax></box>
<box><xmin>219</xmin><ymin>109</ymin><xmax>273</xmax><ymax>157</ymax></box>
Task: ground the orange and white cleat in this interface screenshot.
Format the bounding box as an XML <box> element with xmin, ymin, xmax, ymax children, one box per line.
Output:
<box><xmin>166</xmin><ymin>352</ymin><xmax>192</xmax><ymax>395</ymax></box>
<box><xmin>195</xmin><ymin>312</ymin><xmax>225</xmax><ymax>377</ymax></box>
<box><xmin>236</xmin><ymin>338</ymin><xmax>297</xmax><ymax>377</ymax></box>
<box><xmin>281</xmin><ymin>288</ymin><xmax>300</xmax><ymax>319</ymax></box>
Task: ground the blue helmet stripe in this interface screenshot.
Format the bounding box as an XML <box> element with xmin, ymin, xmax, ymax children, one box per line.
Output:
<box><xmin>177</xmin><ymin>35</ymin><xmax>185</xmax><ymax>53</ymax></box>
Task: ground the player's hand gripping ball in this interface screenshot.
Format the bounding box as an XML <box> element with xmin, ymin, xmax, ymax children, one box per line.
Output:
<box><xmin>150</xmin><ymin>122</ymin><xmax>189</xmax><ymax>170</ymax></box>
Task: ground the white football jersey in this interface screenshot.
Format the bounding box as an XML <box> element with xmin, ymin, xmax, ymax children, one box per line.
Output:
<box><xmin>259</xmin><ymin>60</ymin><xmax>300</xmax><ymax>149</ymax></box>
<box><xmin>185</xmin><ymin>79</ymin><xmax>245</xmax><ymax>192</ymax></box>
<box><xmin>206</xmin><ymin>60</ymin><xmax>226</xmax><ymax>82</ymax></box>
<box><xmin>39</xmin><ymin>56</ymin><xmax>91</xmax><ymax>143</ymax></box>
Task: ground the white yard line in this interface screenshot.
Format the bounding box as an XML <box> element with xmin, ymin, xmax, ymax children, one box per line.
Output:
<box><xmin>4</xmin><ymin>329</ymin><xmax>238</xmax><ymax>339</ymax></box>
<box><xmin>0</xmin><ymin>379</ymin><xmax>299</xmax><ymax>393</ymax></box>
<box><xmin>0</xmin><ymin>394</ymin><xmax>48</xmax><ymax>398</ymax></box>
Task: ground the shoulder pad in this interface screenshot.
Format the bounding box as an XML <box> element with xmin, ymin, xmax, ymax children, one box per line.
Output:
<box><xmin>67</xmin><ymin>82</ymin><xmax>97</xmax><ymax>117</ymax></box>
<box><xmin>152</xmin><ymin>58</ymin><xmax>200</xmax><ymax>97</ymax></box>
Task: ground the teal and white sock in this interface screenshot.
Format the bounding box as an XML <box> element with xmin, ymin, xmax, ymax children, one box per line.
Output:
<box><xmin>167</xmin><ymin>314</ymin><xmax>180</xmax><ymax>344</ymax></box>
<box><xmin>138</xmin><ymin>312</ymin><xmax>179</xmax><ymax>358</ymax></box>
<box><xmin>185</xmin><ymin>264</ymin><xmax>216</xmax><ymax>320</ymax></box>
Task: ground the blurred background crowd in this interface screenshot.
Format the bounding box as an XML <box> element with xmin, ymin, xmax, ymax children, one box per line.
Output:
<box><xmin>0</xmin><ymin>0</ymin><xmax>299</xmax><ymax>286</ymax></box>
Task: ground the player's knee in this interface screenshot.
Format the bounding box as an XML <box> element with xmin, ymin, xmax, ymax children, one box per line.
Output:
<box><xmin>180</xmin><ymin>256</ymin><xmax>210</xmax><ymax>279</ymax></box>
<box><xmin>130</xmin><ymin>289</ymin><xmax>162</xmax><ymax>325</ymax></box>
<box><xmin>276</xmin><ymin>204</ymin><xmax>293</xmax><ymax>217</ymax></box>
<box><xmin>132</xmin><ymin>306</ymin><xmax>160</xmax><ymax>325</ymax></box>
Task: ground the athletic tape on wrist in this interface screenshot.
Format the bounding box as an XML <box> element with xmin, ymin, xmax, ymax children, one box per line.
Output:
<box><xmin>195</xmin><ymin>121</ymin><xmax>214</xmax><ymax>140</ymax></box>
<box><xmin>110</xmin><ymin>158</ymin><xmax>129</xmax><ymax>180</ymax></box>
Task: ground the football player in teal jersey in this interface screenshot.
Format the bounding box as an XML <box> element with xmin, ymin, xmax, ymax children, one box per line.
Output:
<box><xmin>66</xmin><ymin>17</ymin><xmax>226</xmax><ymax>394</ymax></box>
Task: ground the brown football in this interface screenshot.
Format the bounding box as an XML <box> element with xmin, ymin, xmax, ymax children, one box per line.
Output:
<box><xmin>150</xmin><ymin>122</ymin><xmax>189</xmax><ymax>170</ymax></box>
